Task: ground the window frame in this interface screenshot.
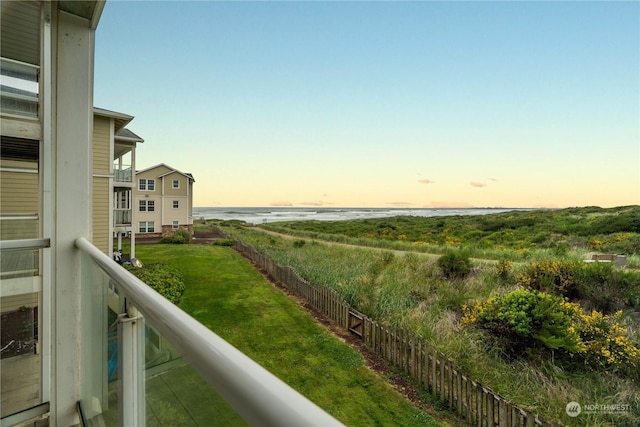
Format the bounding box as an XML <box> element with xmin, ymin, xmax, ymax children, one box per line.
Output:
<box><xmin>139</xmin><ymin>221</ymin><xmax>155</xmax><ymax>233</ymax></box>
<box><xmin>172</xmin><ymin>179</ymin><xmax>180</xmax><ymax>189</ymax></box>
<box><xmin>172</xmin><ymin>200</ymin><xmax>179</xmax><ymax>209</ymax></box>
<box><xmin>138</xmin><ymin>178</ymin><xmax>155</xmax><ymax>191</ymax></box>
<box><xmin>139</xmin><ymin>200</ymin><xmax>155</xmax><ymax>212</ymax></box>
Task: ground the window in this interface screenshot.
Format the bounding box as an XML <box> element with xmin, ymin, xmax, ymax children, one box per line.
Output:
<box><xmin>139</xmin><ymin>221</ymin><xmax>155</xmax><ymax>233</ymax></box>
<box><xmin>172</xmin><ymin>220</ymin><xmax>179</xmax><ymax>229</ymax></box>
<box><xmin>138</xmin><ymin>178</ymin><xmax>155</xmax><ymax>191</ymax></box>
<box><xmin>116</xmin><ymin>191</ymin><xmax>130</xmax><ymax>210</ymax></box>
<box><xmin>172</xmin><ymin>200</ymin><xmax>179</xmax><ymax>209</ymax></box>
<box><xmin>172</xmin><ymin>179</ymin><xmax>180</xmax><ymax>189</ymax></box>
<box><xmin>139</xmin><ymin>200</ymin><xmax>155</xmax><ymax>212</ymax></box>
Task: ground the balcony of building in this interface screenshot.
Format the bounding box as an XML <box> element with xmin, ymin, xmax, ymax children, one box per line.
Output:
<box><xmin>113</xmin><ymin>147</ymin><xmax>133</xmax><ymax>187</ymax></box>
<box><xmin>0</xmin><ymin>237</ymin><xmax>342</xmax><ymax>426</ymax></box>
<box><xmin>113</xmin><ymin>129</ymin><xmax>143</xmax><ymax>189</ymax></box>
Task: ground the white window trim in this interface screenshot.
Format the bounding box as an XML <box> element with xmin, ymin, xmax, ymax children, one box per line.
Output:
<box><xmin>138</xmin><ymin>178</ymin><xmax>156</xmax><ymax>191</ymax></box>
<box><xmin>172</xmin><ymin>200</ymin><xmax>179</xmax><ymax>209</ymax></box>
<box><xmin>172</xmin><ymin>179</ymin><xmax>180</xmax><ymax>189</ymax></box>
<box><xmin>139</xmin><ymin>200</ymin><xmax>155</xmax><ymax>212</ymax></box>
<box><xmin>172</xmin><ymin>220</ymin><xmax>179</xmax><ymax>229</ymax></box>
<box><xmin>139</xmin><ymin>221</ymin><xmax>155</xmax><ymax>233</ymax></box>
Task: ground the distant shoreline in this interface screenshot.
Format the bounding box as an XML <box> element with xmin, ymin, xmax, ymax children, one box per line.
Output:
<box><xmin>192</xmin><ymin>206</ymin><xmax>535</xmax><ymax>224</ymax></box>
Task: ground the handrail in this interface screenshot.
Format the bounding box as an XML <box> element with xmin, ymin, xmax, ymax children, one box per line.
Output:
<box><xmin>0</xmin><ymin>238</ymin><xmax>50</xmax><ymax>251</ymax></box>
<box><xmin>75</xmin><ymin>237</ymin><xmax>343</xmax><ymax>427</ymax></box>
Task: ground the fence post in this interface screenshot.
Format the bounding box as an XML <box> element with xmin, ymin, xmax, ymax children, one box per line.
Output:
<box><xmin>485</xmin><ymin>388</ymin><xmax>494</xmax><ymax>427</ymax></box>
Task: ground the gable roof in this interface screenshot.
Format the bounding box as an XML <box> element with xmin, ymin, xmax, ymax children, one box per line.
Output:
<box><xmin>93</xmin><ymin>107</ymin><xmax>133</xmax><ymax>132</ymax></box>
<box><xmin>115</xmin><ymin>128</ymin><xmax>144</xmax><ymax>143</ymax></box>
<box><xmin>137</xmin><ymin>163</ymin><xmax>195</xmax><ymax>182</ymax></box>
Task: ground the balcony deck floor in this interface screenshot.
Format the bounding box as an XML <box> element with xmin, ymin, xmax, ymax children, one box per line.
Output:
<box><xmin>1</xmin><ymin>353</ymin><xmax>40</xmax><ymax>418</ymax></box>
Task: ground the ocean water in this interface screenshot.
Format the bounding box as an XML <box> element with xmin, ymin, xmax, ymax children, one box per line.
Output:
<box><xmin>193</xmin><ymin>207</ymin><xmax>526</xmax><ymax>224</ymax></box>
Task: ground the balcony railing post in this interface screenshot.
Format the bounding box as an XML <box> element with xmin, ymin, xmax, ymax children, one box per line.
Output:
<box><xmin>118</xmin><ymin>303</ymin><xmax>145</xmax><ymax>426</ymax></box>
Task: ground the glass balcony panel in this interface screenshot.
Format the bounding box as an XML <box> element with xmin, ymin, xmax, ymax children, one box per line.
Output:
<box><xmin>114</xmin><ymin>210</ymin><xmax>132</xmax><ymax>226</ymax></box>
<box><xmin>76</xmin><ymin>237</ymin><xmax>341</xmax><ymax>426</ymax></box>
<box><xmin>79</xmin><ymin>251</ymin><xmax>119</xmax><ymax>425</ymax></box>
<box><xmin>0</xmin><ymin>248</ymin><xmax>38</xmax><ymax>279</ymax></box>
<box><xmin>143</xmin><ymin>325</ymin><xmax>248</xmax><ymax>427</ymax></box>
<box><xmin>0</xmin><ymin>58</ymin><xmax>39</xmax><ymax>118</ymax></box>
<box><xmin>0</xmin><ymin>298</ymin><xmax>40</xmax><ymax>418</ymax></box>
<box><xmin>0</xmin><ymin>216</ymin><xmax>39</xmax><ymax>241</ymax></box>
<box><xmin>79</xmin><ymin>252</ymin><xmax>247</xmax><ymax>426</ymax></box>
<box><xmin>114</xmin><ymin>168</ymin><xmax>132</xmax><ymax>183</ymax></box>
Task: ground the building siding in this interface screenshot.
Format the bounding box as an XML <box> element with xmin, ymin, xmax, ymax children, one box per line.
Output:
<box><xmin>0</xmin><ymin>161</ymin><xmax>38</xmax><ymax>214</ymax></box>
<box><xmin>92</xmin><ymin>177</ymin><xmax>110</xmax><ymax>254</ymax></box>
<box><xmin>93</xmin><ymin>116</ymin><xmax>111</xmax><ymax>175</ymax></box>
<box><xmin>0</xmin><ymin>160</ymin><xmax>39</xmax><ymax>240</ymax></box>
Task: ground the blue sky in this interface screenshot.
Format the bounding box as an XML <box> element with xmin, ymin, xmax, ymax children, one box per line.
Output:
<box><xmin>94</xmin><ymin>1</ymin><xmax>639</xmax><ymax>208</ymax></box>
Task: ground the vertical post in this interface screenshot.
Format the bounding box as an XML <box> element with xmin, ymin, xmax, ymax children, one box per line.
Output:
<box><xmin>41</xmin><ymin>0</ymin><xmax>53</xmax><ymax>406</ymax></box>
<box><xmin>51</xmin><ymin>10</ymin><xmax>94</xmax><ymax>425</ymax></box>
<box><xmin>119</xmin><ymin>304</ymin><xmax>145</xmax><ymax>426</ymax></box>
<box><xmin>130</xmin><ymin>147</ymin><xmax>136</xmax><ymax>258</ymax></box>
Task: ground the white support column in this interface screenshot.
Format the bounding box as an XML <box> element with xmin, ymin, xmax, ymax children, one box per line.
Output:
<box><xmin>130</xmin><ymin>148</ymin><xmax>136</xmax><ymax>258</ymax></box>
<box><xmin>51</xmin><ymin>11</ymin><xmax>95</xmax><ymax>426</ymax></box>
<box><xmin>118</xmin><ymin>304</ymin><xmax>145</xmax><ymax>426</ymax></box>
<box><xmin>108</xmin><ymin>118</ymin><xmax>115</xmax><ymax>257</ymax></box>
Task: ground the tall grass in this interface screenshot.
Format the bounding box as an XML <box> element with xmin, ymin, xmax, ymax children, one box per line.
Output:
<box><xmin>220</xmin><ymin>225</ymin><xmax>640</xmax><ymax>426</ymax></box>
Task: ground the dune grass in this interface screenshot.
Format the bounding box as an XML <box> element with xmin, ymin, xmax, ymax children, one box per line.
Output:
<box><xmin>134</xmin><ymin>243</ymin><xmax>450</xmax><ymax>427</ymax></box>
<box><xmin>217</xmin><ymin>225</ymin><xmax>640</xmax><ymax>426</ymax></box>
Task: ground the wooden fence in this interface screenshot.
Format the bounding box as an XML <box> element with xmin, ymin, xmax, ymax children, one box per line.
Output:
<box><xmin>225</xmin><ymin>232</ymin><xmax>562</xmax><ymax>426</ymax></box>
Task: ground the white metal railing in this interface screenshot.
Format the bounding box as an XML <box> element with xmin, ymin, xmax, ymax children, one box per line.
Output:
<box><xmin>0</xmin><ymin>238</ymin><xmax>49</xmax><ymax>251</ymax></box>
<box><xmin>75</xmin><ymin>237</ymin><xmax>343</xmax><ymax>427</ymax></box>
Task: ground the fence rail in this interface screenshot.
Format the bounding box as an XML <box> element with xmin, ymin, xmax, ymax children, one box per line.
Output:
<box><xmin>226</xmin><ymin>230</ymin><xmax>562</xmax><ymax>427</ymax></box>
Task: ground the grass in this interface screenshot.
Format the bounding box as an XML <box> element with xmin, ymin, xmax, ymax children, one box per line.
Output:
<box><xmin>134</xmin><ymin>243</ymin><xmax>450</xmax><ymax>427</ymax></box>
<box><xmin>241</xmin><ymin>205</ymin><xmax>640</xmax><ymax>263</ymax></box>
<box><xmin>217</xmin><ymin>225</ymin><xmax>640</xmax><ymax>426</ymax></box>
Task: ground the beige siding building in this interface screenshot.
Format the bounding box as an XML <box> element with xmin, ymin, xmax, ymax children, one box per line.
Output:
<box><xmin>134</xmin><ymin>164</ymin><xmax>195</xmax><ymax>237</ymax></box>
<box><xmin>92</xmin><ymin>113</ymin><xmax>112</xmax><ymax>254</ymax></box>
<box><xmin>92</xmin><ymin>108</ymin><xmax>144</xmax><ymax>258</ymax></box>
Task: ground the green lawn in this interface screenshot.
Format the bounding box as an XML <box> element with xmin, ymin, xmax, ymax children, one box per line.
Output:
<box><xmin>135</xmin><ymin>243</ymin><xmax>447</xmax><ymax>427</ymax></box>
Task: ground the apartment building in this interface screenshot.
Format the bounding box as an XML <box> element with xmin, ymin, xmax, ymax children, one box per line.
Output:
<box><xmin>134</xmin><ymin>164</ymin><xmax>194</xmax><ymax>238</ymax></box>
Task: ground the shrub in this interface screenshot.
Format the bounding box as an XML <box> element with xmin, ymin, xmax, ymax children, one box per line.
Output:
<box><xmin>292</xmin><ymin>240</ymin><xmax>306</xmax><ymax>248</ymax></box>
<box><xmin>127</xmin><ymin>263</ymin><xmax>185</xmax><ymax>304</ymax></box>
<box><xmin>517</xmin><ymin>260</ymin><xmax>582</xmax><ymax>299</ymax></box>
<box><xmin>518</xmin><ymin>259</ymin><xmax>640</xmax><ymax>312</ymax></box>
<box><xmin>437</xmin><ymin>250</ymin><xmax>472</xmax><ymax>279</ymax></box>
<box><xmin>464</xmin><ymin>290</ymin><xmax>640</xmax><ymax>375</ymax></box>
<box><xmin>495</xmin><ymin>259</ymin><xmax>512</xmax><ymax>281</ymax></box>
<box><xmin>575</xmin><ymin>310</ymin><xmax>640</xmax><ymax>376</ymax></box>
<box><xmin>463</xmin><ymin>289</ymin><xmax>582</xmax><ymax>355</ymax></box>
<box><xmin>161</xmin><ymin>228</ymin><xmax>192</xmax><ymax>244</ymax></box>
